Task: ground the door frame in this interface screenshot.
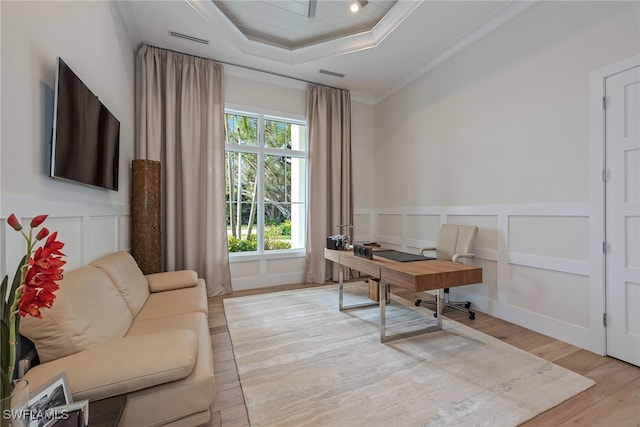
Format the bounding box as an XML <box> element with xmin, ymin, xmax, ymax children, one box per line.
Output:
<box><xmin>589</xmin><ymin>54</ymin><xmax>640</xmax><ymax>356</ymax></box>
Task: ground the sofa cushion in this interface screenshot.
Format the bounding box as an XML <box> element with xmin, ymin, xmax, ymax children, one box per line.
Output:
<box><xmin>22</xmin><ymin>330</ymin><xmax>198</xmax><ymax>401</ymax></box>
<box><xmin>145</xmin><ymin>270</ymin><xmax>198</xmax><ymax>292</ymax></box>
<box><xmin>121</xmin><ymin>312</ymin><xmax>215</xmax><ymax>426</ymax></box>
<box><xmin>135</xmin><ymin>280</ymin><xmax>208</xmax><ymax>321</ymax></box>
<box><xmin>92</xmin><ymin>251</ymin><xmax>150</xmax><ymax>317</ymax></box>
<box><xmin>19</xmin><ymin>265</ymin><xmax>133</xmax><ymax>363</ymax></box>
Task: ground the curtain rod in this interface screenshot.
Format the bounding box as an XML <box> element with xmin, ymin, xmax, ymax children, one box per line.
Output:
<box><xmin>141</xmin><ymin>44</ymin><xmax>347</xmax><ymax>92</ymax></box>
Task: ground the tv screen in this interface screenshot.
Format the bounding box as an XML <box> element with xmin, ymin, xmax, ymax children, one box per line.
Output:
<box><xmin>50</xmin><ymin>58</ymin><xmax>120</xmax><ymax>191</ymax></box>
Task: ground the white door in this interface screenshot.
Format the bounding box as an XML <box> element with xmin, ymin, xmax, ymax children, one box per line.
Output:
<box><xmin>605</xmin><ymin>65</ymin><xmax>640</xmax><ymax>366</ymax></box>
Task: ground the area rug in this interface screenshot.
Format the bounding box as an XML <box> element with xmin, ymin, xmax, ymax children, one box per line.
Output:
<box><xmin>223</xmin><ymin>283</ymin><xmax>594</xmax><ymax>427</ymax></box>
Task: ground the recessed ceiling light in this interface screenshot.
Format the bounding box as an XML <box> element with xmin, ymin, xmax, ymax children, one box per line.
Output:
<box><xmin>350</xmin><ymin>0</ymin><xmax>368</xmax><ymax>13</ymax></box>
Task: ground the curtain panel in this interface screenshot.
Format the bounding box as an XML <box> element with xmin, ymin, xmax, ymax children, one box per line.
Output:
<box><xmin>305</xmin><ymin>84</ymin><xmax>353</xmax><ymax>283</ymax></box>
<box><xmin>137</xmin><ymin>44</ymin><xmax>232</xmax><ymax>296</ymax></box>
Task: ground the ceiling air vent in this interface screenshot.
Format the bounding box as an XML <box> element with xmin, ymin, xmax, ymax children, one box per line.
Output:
<box><xmin>319</xmin><ymin>69</ymin><xmax>345</xmax><ymax>78</ymax></box>
<box><xmin>169</xmin><ymin>31</ymin><xmax>210</xmax><ymax>45</ymax></box>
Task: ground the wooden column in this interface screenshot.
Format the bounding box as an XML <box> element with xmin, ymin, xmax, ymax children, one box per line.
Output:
<box><xmin>131</xmin><ymin>159</ymin><xmax>161</xmax><ymax>274</ymax></box>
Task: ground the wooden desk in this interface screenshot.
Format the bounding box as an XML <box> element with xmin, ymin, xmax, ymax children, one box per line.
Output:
<box><xmin>325</xmin><ymin>248</ymin><xmax>483</xmax><ymax>342</ymax></box>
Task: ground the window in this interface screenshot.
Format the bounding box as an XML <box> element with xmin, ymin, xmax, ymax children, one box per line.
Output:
<box><xmin>225</xmin><ymin>110</ymin><xmax>307</xmax><ymax>254</ymax></box>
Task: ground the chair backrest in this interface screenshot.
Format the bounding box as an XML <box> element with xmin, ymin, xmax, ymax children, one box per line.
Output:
<box><xmin>435</xmin><ymin>224</ymin><xmax>478</xmax><ymax>263</ymax></box>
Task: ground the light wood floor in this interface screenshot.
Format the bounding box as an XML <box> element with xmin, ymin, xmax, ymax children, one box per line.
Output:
<box><xmin>206</xmin><ymin>283</ymin><xmax>640</xmax><ymax>427</ymax></box>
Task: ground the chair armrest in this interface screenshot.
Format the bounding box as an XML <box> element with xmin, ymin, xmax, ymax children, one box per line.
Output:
<box><xmin>420</xmin><ymin>246</ymin><xmax>436</xmax><ymax>255</ymax></box>
<box><xmin>452</xmin><ymin>253</ymin><xmax>475</xmax><ymax>263</ymax></box>
<box><xmin>23</xmin><ymin>330</ymin><xmax>198</xmax><ymax>401</ymax></box>
<box><xmin>145</xmin><ymin>270</ymin><xmax>198</xmax><ymax>292</ymax></box>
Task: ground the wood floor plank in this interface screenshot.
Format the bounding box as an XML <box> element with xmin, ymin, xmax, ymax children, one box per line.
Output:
<box><xmin>215</xmin><ymin>359</ymin><xmax>240</xmax><ymax>376</ymax></box>
<box><xmin>529</xmin><ymin>340</ymin><xmax>582</xmax><ymax>362</ymax></box>
<box><xmin>557</xmin><ymin>376</ymin><xmax>640</xmax><ymax>426</ymax></box>
<box><xmin>213</xmin><ymin>347</ymin><xmax>236</xmax><ymax>366</ymax></box>
<box><xmin>212</xmin><ymin>384</ymin><xmax>246</xmax><ymax>412</ymax></box>
<box><xmin>520</xmin><ymin>357</ymin><xmax>640</xmax><ymax>426</ymax></box>
<box><xmin>219</xmin><ymin>405</ymin><xmax>249</xmax><ymax>427</ymax></box>
<box><xmin>552</xmin><ymin>349</ymin><xmax>610</xmax><ymax>375</ymax></box>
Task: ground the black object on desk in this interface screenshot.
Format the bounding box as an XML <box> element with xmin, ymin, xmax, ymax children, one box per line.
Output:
<box><xmin>374</xmin><ymin>249</ymin><xmax>435</xmax><ymax>263</ymax></box>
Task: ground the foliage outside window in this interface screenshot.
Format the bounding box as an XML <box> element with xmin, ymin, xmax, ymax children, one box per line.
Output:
<box><xmin>225</xmin><ymin>110</ymin><xmax>306</xmax><ymax>253</ymax></box>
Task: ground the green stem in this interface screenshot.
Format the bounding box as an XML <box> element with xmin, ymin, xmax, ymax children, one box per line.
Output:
<box><xmin>6</xmin><ymin>268</ymin><xmax>26</xmax><ymax>382</ymax></box>
<box><xmin>6</xmin><ymin>229</ymin><xmax>33</xmax><ymax>382</ymax></box>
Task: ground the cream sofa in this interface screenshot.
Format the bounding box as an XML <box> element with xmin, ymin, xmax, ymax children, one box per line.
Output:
<box><xmin>19</xmin><ymin>251</ymin><xmax>215</xmax><ymax>427</ymax></box>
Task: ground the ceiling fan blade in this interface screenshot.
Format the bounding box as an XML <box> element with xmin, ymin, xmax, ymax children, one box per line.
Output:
<box><xmin>308</xmin><ymin>0</ymin><xmax>317</xmax><ymax>18</ymax></box>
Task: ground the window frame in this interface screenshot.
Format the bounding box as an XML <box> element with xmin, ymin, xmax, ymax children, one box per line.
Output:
<box><xmin>224</xmin><ymin>106</ymin><xmax>308</xmax><ymax>259</ymax></box>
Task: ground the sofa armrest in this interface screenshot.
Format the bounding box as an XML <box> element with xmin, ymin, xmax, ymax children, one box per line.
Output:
<box><xmin>145</xmin><ymin>270</ymin><xmax>198</xmax><ymax>292</ymax></box>
<box><xmin>23</xmin><ymin>330</ymin><xmax>198</xmax><ymax>401</ymax></box>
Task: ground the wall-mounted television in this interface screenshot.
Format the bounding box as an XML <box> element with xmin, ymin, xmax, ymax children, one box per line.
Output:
<box><xmin>50</xmin><ymin>57</ymin><xmax>120</xmax><ymax>191</ymax></box>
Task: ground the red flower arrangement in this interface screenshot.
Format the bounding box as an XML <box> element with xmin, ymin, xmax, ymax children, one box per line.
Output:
<box><xmin>1</xmin><ymin>214</ymin><xmax>65</xmax><ymax>402</ymax></box>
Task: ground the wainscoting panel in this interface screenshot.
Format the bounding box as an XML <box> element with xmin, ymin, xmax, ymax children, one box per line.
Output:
<box><xmin>353</xmin><ymin>213</ymin><xmax>371</xmax><ymax>241</ymax></box>
<box><xmin>0</xmin><ymin>196</ymin><xmax>130</xmax><ymax>277</ymax></box>
<box><xmin>509</xmin><ymin>215</ymin><xmax>589</xmax><ymax>261</ymax></box>
<box><xmin>508</xmin><ymin>265</ymin><xmax>590</xmax><ymax>327</ymax></box>
<box><xmin>371</xmin><ymin>203</ymin><xmax>597</xmax><ymax>351</ymax></box>
<box><xmin>448</xmin><ymin>215</ymin><xmax>499</xmax><ymax>252</ymax></box>
<box><xmin>229</xmin><ymin>259</ymin><xmax>261</xmax><ymax>278</ymax></box>
<box><xmin>119</xmin><ymin>215</ymin><xmax>131</xmax><ymax>252</ymax></box>
<box><xmin>459</xmin><ymin>258</ymin><xmax>498</xmax><ymax>302</ymax></box>
<box><xmin>406</xmin><ymin>214</ymin><xmax>440</xmax><ymax>246</ymax></box>
<box><xmin>266</xmin><ymin>257</ymin><xmax>305</xmax><ymax>275</ymax></box>
<box><xmin>87</xmin><ymin>216</ymin><xmax>119</xmax><ymax>264</ymax></box>
<box><xmin>377</xmin><ymin>213</ymin><xmax>403</xmax><ymax>244</ymax></box>
<box><xmin>229</xmin><ymin>256</ymin><xmax>305</xmax><ymax>291</ymax></box>
<box><xmin>0</xmin><ymin>221</ymin><xmax>6</xmax><ymax>277</ymax></box>
<box><xmin>45</xmin><ymin>217</ymin><xmax>84</xmax><ymax>271</ymax></box>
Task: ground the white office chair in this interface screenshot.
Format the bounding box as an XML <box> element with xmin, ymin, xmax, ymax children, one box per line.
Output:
<box><xmin>415</xmin><ymin>224</ymin><xmax>479</xmax><ymax>319</ymax></box>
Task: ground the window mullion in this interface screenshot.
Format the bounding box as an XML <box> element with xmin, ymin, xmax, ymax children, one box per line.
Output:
<box><xmin>257</xmin><ymin>114</ymin><xmax>265</xmax><ymax>253</ymax></box>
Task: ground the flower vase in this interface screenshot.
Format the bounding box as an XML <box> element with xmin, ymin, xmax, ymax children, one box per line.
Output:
<box><xmin>1</xmin><ymin>379</ymin><xmax>29</xmax><ymax>427</ymax></box>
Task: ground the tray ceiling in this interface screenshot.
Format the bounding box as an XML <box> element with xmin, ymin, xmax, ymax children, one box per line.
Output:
<box><xmin>115</xmin><ymin>0</ymin><xmax>539</xmax><ymax>102</ymax></box>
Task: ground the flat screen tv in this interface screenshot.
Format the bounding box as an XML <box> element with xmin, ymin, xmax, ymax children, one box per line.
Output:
<box><xmin>50</xmin><ymin>58</ymin><xmax>120</xmax><ymax>191</ymax></box>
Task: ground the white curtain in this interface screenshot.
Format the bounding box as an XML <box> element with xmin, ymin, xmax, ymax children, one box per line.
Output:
<box><xmin>137</xmin><ymin>45</ymin><xmax>232</xmax><ymax>296</ymax></box>
<box><xmin>304</xmin><ymin>84</ymin><xmax>353</xmax><ymax>283</ymax></box>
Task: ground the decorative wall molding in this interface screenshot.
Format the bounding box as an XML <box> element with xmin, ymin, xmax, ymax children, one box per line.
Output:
<box><xmin>1</xmin><ymin>193</ymin><xmax>128</xmax><ymax>218</ymax></box>
<box><xmin>229</xmin><ymin>255</ymin><xmax>305</xmax><ymax>291</ymax></box>
<box><xmin>1</xmin><ymin>194</ymin><xmax>130</xmax><ymax>274</ymax></box>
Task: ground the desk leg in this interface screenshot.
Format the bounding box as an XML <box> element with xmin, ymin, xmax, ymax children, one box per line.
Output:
<box><xmin>379</xmin><ymin>282</ymin><xmax>443</xmax><ymax>343</ymax></box>
<box><xmin>436</xmin><ymin>288</ymin><xmax>443</xmax><ymax>329</ymax></box>
<box><xmin>338</xmin><ymin>270</ymin><xmax>379</xmax><ymax>312</ymax></box>
<box><xmin>338</xmin><ymin>269</ymin><xmax>343</xmax><ymax>310</ymax></box>
<box><xmin>380</xmin><ymin>281</ymin><xmax>386</xmax><ymax>343</ymax></box>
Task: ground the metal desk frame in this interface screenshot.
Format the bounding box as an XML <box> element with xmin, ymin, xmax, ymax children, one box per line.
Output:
<box><xmin>337</xmin><ymin>270</ymin><xmax>443</xmax><ymax>343</ymax></box>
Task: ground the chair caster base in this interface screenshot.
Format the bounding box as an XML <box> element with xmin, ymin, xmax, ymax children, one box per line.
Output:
<box><xmin>415</xmin><ymin>299</ymin><xmax>422</xmax><ymax>306</ymax></box>
<box><xmin>469</xmin><ymin>311</ymin><xmax>476</xmax><ymax>320</ymax></box>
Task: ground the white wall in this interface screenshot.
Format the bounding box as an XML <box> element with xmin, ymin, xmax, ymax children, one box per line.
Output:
<box><xmin>0</xmin><ymin>1</ymin><xmax>377</xmax><ymax>291</ymax></box>
<box><xmin>369</xmin><ymin>1</ymin><xmax>640</xmax><ymax>352</ymax></box>
<box><xmin>223</xmin><ymin>67</ymin><xmax>376</xmax><ymax>289</ymax></box>
<box><xmin>1</xmin><ymin>1</ymin><xmax>135</xmax><ymax>276</ymax></box>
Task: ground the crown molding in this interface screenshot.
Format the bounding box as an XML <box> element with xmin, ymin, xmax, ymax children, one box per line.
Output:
<box><xmin>185</xmin><ymin>0</ymin><xmax>422</xmax><ymax>65</ymax></box>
